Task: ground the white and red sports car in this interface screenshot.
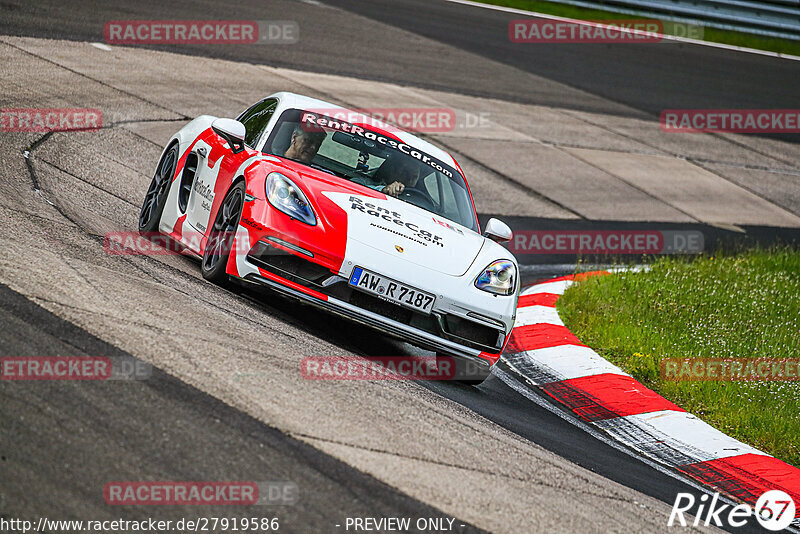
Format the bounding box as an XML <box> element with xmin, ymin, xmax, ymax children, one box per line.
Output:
<box><xmin>138</xmin><ymin>92</ymin><xmax>518</xmax><ymax>383</ymax></box>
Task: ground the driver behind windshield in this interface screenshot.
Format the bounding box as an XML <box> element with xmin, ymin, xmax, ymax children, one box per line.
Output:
<box><xmin>284</xmin><ymin>125</ymin><xmax>326</xmax><ymax>164</ymax></box>
<box><xmin>355</xmin><ymin>154</ymin><xmax>421</xmax><ymax>198</ymax></box>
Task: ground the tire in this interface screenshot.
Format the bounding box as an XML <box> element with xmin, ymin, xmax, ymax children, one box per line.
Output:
<box><xmin>201</xmin><ymin>181</ymin><xmax>245</xmax><ymax>285</ymax></box>
<box><xmin>436</xmin><ymin>353</ymin><xmax>491</xmax><ymax>386</ymax></box>
<box><xmin>139</xmin><ymin>143</ymin><xmax>179</xmax><ymax>233</ymax></box>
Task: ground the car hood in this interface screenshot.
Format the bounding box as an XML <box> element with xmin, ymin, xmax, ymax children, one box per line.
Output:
<box><xmin>323</xmin><ymin>191</ymin><xmax>485</xmax><ymax>277</ymax></box>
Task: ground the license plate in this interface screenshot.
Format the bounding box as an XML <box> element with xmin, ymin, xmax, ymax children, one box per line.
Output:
<box><xmin>349</xmin><ymin>267</ymin><xmax>436</xmax><ymax>314</ymax></box>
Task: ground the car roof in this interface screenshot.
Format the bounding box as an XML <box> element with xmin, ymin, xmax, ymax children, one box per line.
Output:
<box><xmin>267</xmin><ymin>92</ymin><xmax>461</xmax><ymax>172</ymax></box>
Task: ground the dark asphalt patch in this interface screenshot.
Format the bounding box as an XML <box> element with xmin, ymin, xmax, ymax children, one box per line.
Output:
<box><xmin>477</xmin><ymin>214</ymin><xmax>800</xmax><ymax>265</ymax></box>
<box><xmin>3</xmin><ymin>0</ymin><xmax>800</xmax><ymax>137</ymax></box>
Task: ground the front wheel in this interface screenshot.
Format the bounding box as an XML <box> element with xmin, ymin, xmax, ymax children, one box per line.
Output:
<box><xmin>201</xmin><ymin>181</ymin><xmax>245</xmax><ymax>285</ymax></box>
<box><xmin>139</xmin><ymin>143</ymin><xmax>179</xmax><ymax>233</ymax></box>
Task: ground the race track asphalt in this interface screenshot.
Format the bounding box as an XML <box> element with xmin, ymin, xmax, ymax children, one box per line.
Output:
<box><xmin>1</xmin><ymin>0</ymin><xmax>799</xmax><ymax>121</ymax></box>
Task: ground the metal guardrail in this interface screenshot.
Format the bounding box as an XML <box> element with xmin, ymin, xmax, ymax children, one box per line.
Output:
<box><xmin>546</xmin><ymin>0</ymin><xmax>800</xmax><ymax>40</ymax></box>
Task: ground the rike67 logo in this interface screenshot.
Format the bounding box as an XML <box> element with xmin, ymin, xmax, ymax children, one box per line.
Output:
<box><xmin>669</xmin><ymin>490</ymin><xmax>796</xmax><ymax>531</ymax></box>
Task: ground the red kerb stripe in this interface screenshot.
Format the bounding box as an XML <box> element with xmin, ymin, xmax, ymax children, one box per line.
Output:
<box><xmin>678</xmin><ymin>454</ymin><xmax>800</xmax><ymax>517</ymax></box>
<box><xmin>541</xmin><ymin>373</ymin><xmax>685</xmax><ymax>420</ymax></box>
<box><xmin>506</xmin><ymin>324</ymin><xmax>586</xmax><ymax>353</ymax></box>
<box><xmin>518</xmin><ymin>293</ymin><xmax>560</xmax><ymax>308</ymax></box>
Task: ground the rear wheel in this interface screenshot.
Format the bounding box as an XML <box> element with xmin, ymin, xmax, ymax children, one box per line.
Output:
<box><xmin>201</xmin><ymin>181</ymin><xmax>245</xmax><ymax>285</ymax></box>
<box><xmin>139</xmin><ymin>143</ymin><xmax>179</xmax><ymax>233</ymax></box>
<box><xmin>436</xmin><ymin>353</ymin><xmax>491</xmax><ymax>386</ymax></box>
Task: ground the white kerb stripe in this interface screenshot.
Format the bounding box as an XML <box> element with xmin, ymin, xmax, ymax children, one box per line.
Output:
<box><xmin>599</xmin><ymin>410</ymin><xmax>769</xmax><ymax>462</ymax></box>
<box><xmin>521</xmin><ymin>279</ymin><xmax>573</xmax><ymax>296</ymax></box>
<box><xmin>515</xmin><ymin>305</ymin><xmax>564</xmax><ymax>327</ymax></box>
<box><xmin>519</xmin><ymin>345</ymin><xmax>630</xmax><ymax>381</ymax></box>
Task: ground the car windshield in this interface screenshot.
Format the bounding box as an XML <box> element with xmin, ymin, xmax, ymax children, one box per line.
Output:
<box><xmin>262</xmin><ymin>108</ymin><xmax>478</xmax><ymax>232</ymax></box>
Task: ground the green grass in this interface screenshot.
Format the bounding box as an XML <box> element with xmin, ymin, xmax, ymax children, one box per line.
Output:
<box><xmin>557</xmin><ymin>249</ymin><xmax>800</xmax><ymax>467</ymax></box>
<box><xmin>479</xmin><ymin>0</ymin><xmax>800</xmax><ymax>56</ymax></box>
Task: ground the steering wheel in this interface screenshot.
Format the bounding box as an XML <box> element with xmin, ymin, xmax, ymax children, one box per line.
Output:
<box><xmin>399</xmin><ymin>188</ymin><xmax>435</xmax><ymax>212</ymax></box>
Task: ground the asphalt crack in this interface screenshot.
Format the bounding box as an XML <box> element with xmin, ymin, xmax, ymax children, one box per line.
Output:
<box><xmin>292</xmin><ymin>431</ymin><xmax>640</xmax><ymax>504</ymax></box>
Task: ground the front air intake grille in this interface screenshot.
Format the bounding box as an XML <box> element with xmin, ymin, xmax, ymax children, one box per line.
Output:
<box><xmin>246</xmin><ymin>252</ymin><xmax>503</xmax><ymax>353</ymax></box>
<box><xmin>348</xmin><ymin>290</ymin><xmax>413</xmax><ymax>323</ymax></box>
<box><xmin>344</xmin><ymin>289</ymin><xmax>440</xmax><ymax>335</ymax></box>
<box><xmin>340</xmin><ymin>286</ymin><xmax>501</xmax><ymax>351</ymax></box>
<box><xmin>247</xmin><ymin>241</ymin><xmax>331</xmax><ymax>287</ymax></box>
<box><xmin>441</xmin><ymin>315</ymin><xmax>503</xmax><ymax>351</ymax></box>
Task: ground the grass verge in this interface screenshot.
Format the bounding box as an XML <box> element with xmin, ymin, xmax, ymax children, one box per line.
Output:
<box><xmin>476</xmin><ymin>0</ymin><xmax>800</xmax><ymax>56</ymax></box>
<box><xmin>557</xmin><ymin>248</ymin><xmax>800</xmax><ymax>467</ymax></box>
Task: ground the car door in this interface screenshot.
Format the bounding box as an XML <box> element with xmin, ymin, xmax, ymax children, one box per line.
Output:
<box><xmin>184</xmin><ymin>99</ymin><xmax>278</xmax><ymax>237</ymax></box>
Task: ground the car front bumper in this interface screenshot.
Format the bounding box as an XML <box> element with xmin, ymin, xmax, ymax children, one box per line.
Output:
<box><xmin>240</xmin><ymin>271</ymin><xmax>499</xmax><ymax>370</ymax></box>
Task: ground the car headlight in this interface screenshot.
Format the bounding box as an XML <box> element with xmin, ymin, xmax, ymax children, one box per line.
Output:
<box><xmin>475</xmin><ymin>260</ymin><xmax>517</xmax><ymax>296</ymax></box>
<box><xmin>265</xmin><ymin>172</ymin><xmax>316</xmax><ymax>226</ymax></box>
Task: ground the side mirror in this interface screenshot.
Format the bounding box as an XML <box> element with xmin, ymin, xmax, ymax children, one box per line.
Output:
<box><xmin>484</xmin><ymin>218</ymin><xmax>512</xmax><ymax>244</ymax></box>
<box><xmin>211</xmin><ymin>118</ymin><xmax>246</xmax><ymax>154</ymax></box>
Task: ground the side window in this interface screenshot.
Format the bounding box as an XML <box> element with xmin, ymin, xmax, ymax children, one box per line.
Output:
<box><xmin>237</xmin><ymin>99</ymin><xmax>277</xmax><ymax>148</ymax></box>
